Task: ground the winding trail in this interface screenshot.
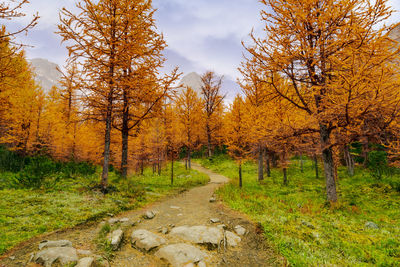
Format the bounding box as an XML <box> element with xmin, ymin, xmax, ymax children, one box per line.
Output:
<box><xmin>1</xmin><ymin>163</ymin><xmax>284</xmax><ymax>266</ymax></box>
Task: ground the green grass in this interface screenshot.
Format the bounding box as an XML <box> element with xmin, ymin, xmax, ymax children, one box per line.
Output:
<box><xmin>196</xmin><ymin>155</ymin><xmax>400</xmax><ymax>266</ymax></box>
<box><xmin>0</xmin><ymin>162</ymin><xmax>208</xmax><ymax>255</ymax></box>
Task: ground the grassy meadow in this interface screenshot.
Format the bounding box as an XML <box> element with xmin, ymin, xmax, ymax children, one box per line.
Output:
<box><xmin>197</xmin><ymin>155</ymin><xmax>400</xmax><ymax>266</ymax></box>
<box><xmin>0</xmin><ymin>150</ymin><xmax>208</xmax><ymax>254</ymax></box>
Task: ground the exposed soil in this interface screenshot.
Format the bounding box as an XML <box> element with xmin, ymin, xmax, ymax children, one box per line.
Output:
<box><xmin>0</xmin><ymin>163</ymin><xmax>285</xmax><ymax>267</ymax></box>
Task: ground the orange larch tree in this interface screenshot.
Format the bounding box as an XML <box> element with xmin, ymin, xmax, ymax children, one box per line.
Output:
<box><xmin>200</xmin><ymin>71</ymin><xmax>225</xmax><ymax>157</ymax></box>
<box><xmin>244</xmin><ymin>0</ymin><xmax>400</xmax><ymax>202</ymax></box>
<box><xmin>175</xmin><ymin>86</ymin><xmax>204</xmax><ymax>169</ymax></box>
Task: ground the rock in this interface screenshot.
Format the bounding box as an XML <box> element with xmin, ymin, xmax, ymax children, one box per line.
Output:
<box><xmin>159</xmin><ymin>227</ymin><xmax>169</xmax><ymax>234</ymax></box>
<box><xmin>8</xmin><ymin>256</ymin><xmax>15</xmax><ymax>260</ymax></box>
<box><xmin>155</xmin><ymin>243</ymin><xmax>208</xmax><ymax>267</ymax></box>
<box><xmin>170</xmin><ymin>226</ymin><xmax>223</xmax><ymax>247</ymax></box>
<box><xmin>209</xmin><ymin>197</ymin><xmax>216</xmax><ymax>203</ymax></box>
<box><xmin>210</xmin><ymin>218</ymin><xmax>220</xmax><ymax>223</ymax></box>
<box><xmin>76</xmin><ymin>257</ymin><xmax>95</xmax><ymax>267</ymax></box>
<box><xmin>301</xmin><ymin>220</ymin><xmax>315</xmax><ymax>229</ymax></box>
<box><xmin>225</xmin><ymin>231</ymin><xmax>241</xmax><ymax>247</ymax></box>
<box><xmin>77</xmin><ymin>249</ymin><xmax>93</xmax><ymax>256</ymax></box>
<box><xmin>109</xmin><ymin>229</ymin><xmax>124</xmax><ymax>250</ymax></box>
<box><xmin>144</xmin><ymin>211</ymin><xmax>156</xmax><ymax>219</ymax></box>
<box><xmin>120</xmin><ymin>218</ymin><xmax>130</xmax><ymax>223</ymax></box>
<box><xmin>198</xmin><ymin>261</ymin><xmax>207</xmax><ymax>267</ymax></box>
<box><xmin>169</xmin><ymin>224</ymin><xmax>175</xmax><ymax>228</ymax></box>
<box><xmin>178</xmin><ymin>213</ymin><xmax>183</xmax><ymax>216</ymax></box>
<box><xmin>34</xmin><ymin>247</ymin><xmax>78</xmax><ymax>267</ymax></box>
<box><xmin>108</xmin><ymin>218</ymin><xmax>120</xmax><ymax>224</ymax></box>
<box><xmin>365</xmin><ymin>221</ymin><xmax>379</xmax><ymax>229</ymax></box>
<box><xmin>234</xmin><ymin>225</ymin><xmax>246</xmax><ymax>236</ymax></box>
<box><xmin>131</xmin><ymin>229</ymin><xmax>166</xmax><ymax>252</ymax></box>
<box><xmin>38</xmin><ymin>240</ymin><xmax>72</xmax><ymax>250</ymax></box>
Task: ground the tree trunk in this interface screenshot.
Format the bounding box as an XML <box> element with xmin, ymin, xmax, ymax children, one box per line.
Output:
<box><xmin>362</xmin><ymin>139</ymin><xmax>369</xmax><ymax>167</ymax></box>
<box><xmin>171</xmin><ymin>155</ymin><xmax>174</xmax><ymax>185</ymax></box>
<box><xmin>140</xmin><ymin>160</ymin><xmax>144</xmax><ymax>175</ymax></box>
<box><xmin>206</xmin><ymin>123</ymin><xmax>212</xmax><ymax>158</ymax></box>
<box><xmin>258</xmin><ymin>145</ymin><xmax>264</xmax><ymax>181</ymax></box>
<box><xmin>344</xmin><ymin>145</ymin><xmax>355</xmax><ymax>176</ymax></box>
<box><xmin>187</xmin><ymin>147</ymin><xmax>191</xmax><ymax>169</ymax></box>
<box><xmin>239</xmin><ymin>161</ymin><xmax>242</xmax><ymax>188</ymax></box>
<box><xmin>120</xmin><ymin>90</ymin><xmax>129</xmax><ymax>178</ymax></box>
<box><xmin>283</xmin><ymin>168</ymin><xmax>288</xmax><ymax>185</ymax></box>
<box><xmin>319</xmin><ymin>124</ymin><xmax>338</xmax><ymax>202</ymax></box>
<box><xmin>265</xmin><ymin>151</ymin><xmax>271</xmax><ymax>177</ymax></box>
<box><xmin>101</xmin><ymin>97</ymin><xmax>113</xmax><ymax>192</ymax></box>
<box><xmin>314</xmin><ymin>154</ymin><xmax>319</xmax><ymax>179</ymax></box>
<box><xmin>300</xmin><ymin>153</ymin><xmax>304</xmax><ymax>173</ymax></box>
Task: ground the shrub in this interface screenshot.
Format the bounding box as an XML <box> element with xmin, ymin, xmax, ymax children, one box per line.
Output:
<box><xmin>368</xmin><ymin>150</ymin><xmax>389</xmax><ymax>180</ymax></box>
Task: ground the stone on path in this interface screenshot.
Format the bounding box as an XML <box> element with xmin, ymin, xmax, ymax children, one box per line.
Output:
<box><xmin>76</xmin><ymin>257</ymin><xmax>95</xmax><ymax>267</ymax></box>
<box><xmin>109</xmin><ymin>229</ymin><xmax>124</xmax><ymax>250</ymax></box>
<box><xmin>33</xmin><ymin>247</ymin><xmax>78</xmax><ymax>267</ymax></box>
<box><xmin>234</xmin><ymin>225</ymin><xmax>246</xmax><ymax>236</ymax></box>
<box><xmin>38</xmin><ymin>240</ymin><xmax>72</xmax><ymax>250</ymax></box>
<box><xmin>225</xmin><ymin>231</ymin><xmax>241</xmax><ymax>247</ymax></box>
<box><xmin>155</xmin><ymin>243</ymin><xmax>208</xmax><ymax>267</ymax></box>
<box><xmin>131</xmin><ymin>229</ymin><xmax>166</xmax><ymax>252</ymax></box>
<box><xmin>170</xmin><ymin>226</ymin><xmax>223</xmax><ymax>247</ymax></box>
<box><xmin>144</xmin><ymin>211</ymin><xmax>156</xmax><ymax>219</ymax></box>
<box><xmin>209</xmin><ymin>197</ymin><xmax>216</xmax><ymax>203</ymax></box>
<box><xmin>158</xmin><ymin>226</ymin><xmax>169</xmax><ymax>234</ymax></box>
<box><xmin>210</xmin><ymin>218</ymin><xmax>220</xmax><ymax>223</ymax></box>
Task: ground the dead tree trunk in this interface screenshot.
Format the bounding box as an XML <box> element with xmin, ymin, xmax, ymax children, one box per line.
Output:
<box><xmin>239</xmin><ymin>161</ymin><xmax>243</xmax><ymax>188</ymax></box>
<box><xmin>258</xmin><ymin>145</ymin><xmax>264</xmax><ymax>181</ymax></box>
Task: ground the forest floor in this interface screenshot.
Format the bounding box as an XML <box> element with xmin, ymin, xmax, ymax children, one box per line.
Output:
<box><xmin>0</xmin><ymin>163</ymin><xmax>284</xmax><ymax>267</ymax></box>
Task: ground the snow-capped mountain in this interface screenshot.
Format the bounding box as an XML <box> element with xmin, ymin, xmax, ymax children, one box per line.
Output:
<box><xmin>29</xmin><ymin>58</ymin><xmax>62</xmax><ymax>93</ymax></box>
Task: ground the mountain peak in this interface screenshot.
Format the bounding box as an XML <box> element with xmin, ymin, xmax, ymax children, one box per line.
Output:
<box><xmin>29</xmin><ymin>58</ymin><xmax>62</xmax><ymax>93</ymax></box>
<box><xmin>179</xmin><ymin>72</ymin><xmax>202</xmax><ymax>94</ymax></box>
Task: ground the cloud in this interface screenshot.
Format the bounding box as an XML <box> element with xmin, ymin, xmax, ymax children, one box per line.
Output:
<box><xmin>3</xmin><ymin>0</ymin><xmax>399</xmax><ymax>87</ymax></box>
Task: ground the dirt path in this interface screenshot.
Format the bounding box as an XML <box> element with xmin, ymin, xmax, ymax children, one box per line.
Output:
<box><xmin>1</xmin><ymin>163</ymin><xmax>284</xmax><ymax>267</ymax></box>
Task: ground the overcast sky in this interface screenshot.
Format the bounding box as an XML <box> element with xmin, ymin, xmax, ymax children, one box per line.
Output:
<box><xmin>4</xmin><ymin>0</ymin><xmax>400</xmax><ymax>98</ymax></box>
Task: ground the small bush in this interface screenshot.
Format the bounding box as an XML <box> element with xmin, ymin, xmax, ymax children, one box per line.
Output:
<box><xmin>16</xmin><ymin>156</ymin><xmax>57</xmax><ymax>188</ymax></box>
<box><xmin>368</xmin><ymin>150</ymin><xmax>388</xmax><ymax>180</ymax></box>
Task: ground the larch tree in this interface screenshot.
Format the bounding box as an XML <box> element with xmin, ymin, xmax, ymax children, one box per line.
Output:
<box><xmin>244</xmin><ymin>0</ymin><xmax>400</xmax><ymax>202</ymax></box>
<box><xmin>200</xmin><ymin>71</ymin><xmax>225</xmax><ymax>158</ymax></box>
<box><xmin>225</xmin><ymin>95</ymin><xmax>248</xmax><ymax>188</ymax></box>
<box><xmin>111</xmin><ymin>0</ymin><xmax>179</xmax><ymax>178</ymax></box>
<box><xmin>58</xmin><ymin>0</ymin><xmax>177</xmax><ymax>189</ymax></box>
<box><xmin>175</xmin><ymin>86</ymin><xmax>203</xmax><ymax>170</ymax></box>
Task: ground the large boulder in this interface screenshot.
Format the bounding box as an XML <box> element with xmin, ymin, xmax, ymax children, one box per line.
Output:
<box><xmin>170</xmin><ymin>226</ymin><xmax>223</xmax><ymax>247</ymax></box>
<box><xmin>38</xmin><ymin>240</ymin><xmax>72</xmax><ymax>250</ymax></box>
<box><xmin>155</xmin><ymin>243</ymin><xmax>208</xmax><ymax>267</ymax></box>
<box><xmin>131</xmin><ymin>229</ymin><xmax>166</xmax><ymax>252</ymax></box>
<box><xmin>33</xmin><ymin>247</ymin><xmax>78</xmax><ymax>267</ymax></box>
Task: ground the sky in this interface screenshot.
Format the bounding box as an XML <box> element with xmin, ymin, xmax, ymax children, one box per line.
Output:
<box><xmin>4</xmin><ymin>0</ymin><xmax>400</xmax><ymax>98</ymax></box>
